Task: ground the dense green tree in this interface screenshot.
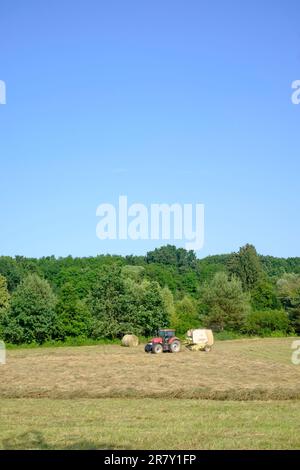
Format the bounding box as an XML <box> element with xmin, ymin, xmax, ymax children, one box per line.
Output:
<box><xmin>0</xmin><ymin>257</ymin><xmax>22</xmax><ymax>292</ymax></box>
<box><xmin>198</xmin><ymin>252</ymin><xmax>300</xmax><ymax>283</ymax></box>
<box><xmin>146</xmin><ymin>245</ymin><xmax>197</xmax><ymax>270</ymax></box>
<box><xmin>277</xmin><ymin>273</ymin><xmax>300</xmax><ymax>333</ymax></box>
<box><xmin>0</xmin><ymin>246</ymin><xmax>298</xmax><ymax>343</ymax></box>
<box><xmin>55</xmin><ymin>283</ymin><xmax>92</xmax><ymax>338</ymax></box>
<box><xmin>0</xmin><ymin>275</ymin><xmax>10</xmax><ymax>338</ymax></box>
<box><xmin>124</xmin><ymin>278</ymin><xmax>169</xmax><ymax>336</ymax></box>
<box><xmin>201</xmin><ymin>272</ymin><xmax>251</xmax><ymax>331</ymax></box>
<box><xmin>197</xmin><ymin>254</ymin><xmax>230</xmax><ymax>283</ymax></box>
<box><xmin>260</xmin><ymin>256</ymin><xmax>300</xmax><ymax>277</ymax></box>
<box><xmin>161</xmin><ymin>287</ymin><xmax>176</xmax><ymax>322</ymax></box>
<box><xmin>144</xmin><ymin>264</ymin><xmax>178</xmax><ymax>293</ymax></box>
<box><xmin>180</xmin><ymin>271</ymin><xmax>199</xmax><ymax>295</ymax></box>
<box><xmin>121</xmin><ymin>265</ymin><xmax>145</xmax><ymax>282</ymax></box>
<box><xmin>0</xmin><ymin>275</ymin><xmax>10</xmax><ymax>312</ymax></box>
<box><xmin>88</xmin><ymin>268</ymin><xmax>168</xmax><ymax>338</ymax></box>
<box><xmin>88</xmin><ymin>266</ymin><xmax>126</xmax><ymax>327</ymax></box>
<box><xmin>88</xmin><ymin>266</ymin><xmax>169</xmax><ymax>338</ymax></box>
<box><xmin>228</xmin><ymin>244</ymin><xmax>264</xmax><ymax>291</ymax></box>
<box><xmin>251</xmin><ymin>279</ymin><xmax>280</xmax><ymax>310</ymax></box>
<box><xmin>2</xmin><ymin>274</ymin><xmax>58</xmax><ymax>344</ymax></box>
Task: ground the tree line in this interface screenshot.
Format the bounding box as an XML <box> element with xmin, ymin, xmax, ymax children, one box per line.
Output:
<box><xmin>0</xmin><ymin>244</ymin><xmax>299</xmax><ymax>344</ymax></box>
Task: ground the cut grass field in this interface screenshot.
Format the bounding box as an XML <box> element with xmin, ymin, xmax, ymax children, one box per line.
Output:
<box><xmin>0</xmin><ymin>338</ymin><xmax>300</xmax><ymax>449</ymax></box>
<box><xmin>1</xmin><ymin>337</ymin><xmax>299</xmax><ymax>400</ymax></box>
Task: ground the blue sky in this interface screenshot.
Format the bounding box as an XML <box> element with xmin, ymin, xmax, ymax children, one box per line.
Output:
<box><xmin>0</xmin><ymin>0</ymin><xmax>299</xmax><ymax>259</ymax></box>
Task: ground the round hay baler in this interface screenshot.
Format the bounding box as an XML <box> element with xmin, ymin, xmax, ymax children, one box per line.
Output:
<box><xmin>185</xmin><ymin>329</ymin><xmax>214</xmax><ymax>352</ymax></box>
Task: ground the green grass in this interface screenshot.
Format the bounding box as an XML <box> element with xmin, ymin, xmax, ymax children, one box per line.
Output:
<box><xmin>214</xmin><ymin>331</ymin><xmax>295</xmax><ymax>341</ymax></box>
<box><xmin>1</xmin><ymin>398</ymin><xmax>300</xmax><ymax>449</ymax></box>
<box><xmin>5</xmin><ymin>337</ymin><xmax>120</xmax><ymax>350</ymax></box>
<box><xmin>214</xmin><ymin>331</ymin><xmax>246</xmax><ymax>340</ymax></box>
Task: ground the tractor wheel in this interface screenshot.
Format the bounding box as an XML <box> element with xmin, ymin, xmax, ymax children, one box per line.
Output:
<box><xmin>144</xmin><ymin>344</ymin><xmax>152</xmax><ymax>353</ymax></box>
<box><xmin>170</xmin><ymin>340</ymin><xmax>181</xmax><ymax>353</ymax></box>
<box><xmin>152</xmin><ymin>343</ymin><xmax>163</xmax><ymax>354</ymax></box>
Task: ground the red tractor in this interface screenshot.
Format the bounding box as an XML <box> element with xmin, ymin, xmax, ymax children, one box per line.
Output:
<box><xmin>145</xmin><ymin>329</ymin><xmax>181</xmax><ymax>354</ymax></box>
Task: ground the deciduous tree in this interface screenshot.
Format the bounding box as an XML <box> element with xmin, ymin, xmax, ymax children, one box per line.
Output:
<box><xmin>201</xmin><ymin>272</ymin><xmax>251</xmax><ymax>331</ymax></box>
<box><xmin>2</xmin><ymin>274</ymin><xmax>58</xmax><ymax>344</ymax></box>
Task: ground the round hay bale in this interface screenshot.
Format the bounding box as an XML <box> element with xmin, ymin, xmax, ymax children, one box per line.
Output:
<box><xmin>121</xmin><ymin>334</ymin><xmax>139</xmax><ymax>347</ymax></box>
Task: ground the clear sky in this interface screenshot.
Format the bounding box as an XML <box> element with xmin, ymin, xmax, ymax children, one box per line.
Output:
<box><xmin>0</xmin><ymin>0</ymin><xmax>299</xmax><ymax>259</ymax></box>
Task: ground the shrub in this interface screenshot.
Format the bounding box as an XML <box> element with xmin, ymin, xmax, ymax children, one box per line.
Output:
<box><xmin>244</xmin><ymin>309</ymin><xmax>290</xmax><ymax>336</ymax></box>
<box><xmin>172</xmin><ymin>296</ymin><xmax>200</xmax><ymax>335</ymax></box>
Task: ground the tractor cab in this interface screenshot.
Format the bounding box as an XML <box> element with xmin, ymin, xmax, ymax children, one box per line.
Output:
<box><xmin>158</xmin><ymin>329</ymin><xmax>176</xmax><ymax>342</ymax></box>
<box><xmin>145</xmin><ymin>328</ymin><xmax>181</xmax><ymax>354</ymax></box>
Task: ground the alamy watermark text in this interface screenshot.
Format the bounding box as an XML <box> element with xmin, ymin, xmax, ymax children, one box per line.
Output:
<box><xmin>291</xmin><ymin>80</ymin><xmax>300</xmax><ymax>105</ymax></box>
<box><xmin>291</xmin><ymin>340</ymin><xmax>300</xmax><ymax>365</ymax></box>
<box><xmin>96</xmin><ymin>196</ymin><xmax>204</xmax><ymax>251</ymax></box>
<box><xmin>0</xmin><ymin>80</ymin><xmax>6</xmax><ymax>104</ymax></box>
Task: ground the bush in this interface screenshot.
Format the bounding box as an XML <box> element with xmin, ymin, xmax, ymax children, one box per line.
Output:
<box><xmin>277</xmin><ymin>274</ymin><xmax>300</xmax><ymax>333</ymax></box>
<box><xmin>244</xmin><ymin>309</ymin><xmax>290</xmax><ymax>336</ymax></box>
<box><xmin>214</xmin><ymin>330</ymin><xmax>245</xmax><ymax>340</ymax></box>
<box><xmin>172</xmin><ymin>296</ymin><xmax>200</xmax><ymax>335</ymax></box>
